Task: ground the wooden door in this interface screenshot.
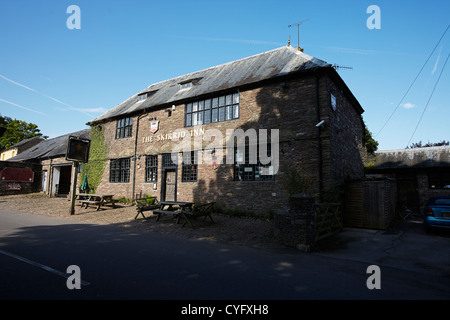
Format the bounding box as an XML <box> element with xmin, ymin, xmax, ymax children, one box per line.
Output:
<box><xmin>164</xmin><ymin>170</ymin><xmax>176</xmax><ymax>201</ymax></box>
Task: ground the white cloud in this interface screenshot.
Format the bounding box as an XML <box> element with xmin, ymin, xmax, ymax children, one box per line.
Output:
<box><xmin>401</xmin><ymin>102</ymin><xmax>416</xmax><ymax>109</ymax></box>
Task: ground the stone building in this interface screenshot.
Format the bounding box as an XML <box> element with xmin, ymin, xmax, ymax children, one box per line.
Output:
<box><xmin>87</xmin><ymin>45</ymin><xmax>366</xmax><ymax>214</ymax></box>
<box><xmin>8</xmin><ymin>129</ymin><xmax>90</xmax><ymax>197</ymax></box>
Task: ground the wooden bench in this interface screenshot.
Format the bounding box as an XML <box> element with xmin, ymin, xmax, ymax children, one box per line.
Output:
<box><xmin>151</xmin><ymin>209</ymin><xmax>183</xmax><ymax>223</ymax></box>
<box><xmin>181</xmin><ymin>202</ymin><xmax>216</xmax><ymax>228</ymax></box>
<box><xmin>134</xmin><ymin>197</ymin><xmax>160</xmax><ymax>219</ymax></box>
<box><xmin>81</xmin><ymin>198</ymin><xmax>119</xmax><ymax>211</ymax></box>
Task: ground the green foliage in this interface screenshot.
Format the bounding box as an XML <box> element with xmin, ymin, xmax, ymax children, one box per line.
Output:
<box><xmin>118</xmin><ymin>196</ymin><xmax>131</xmax><ymax>204</ymax></box>
<box><xmin>146</xmin><ymin>194</ymin><xmax>154</xmax><ymax>205</ymax></box>
<box><xmin>364</xmin><ymin>125</ymin><xmax>379</xmax><ymax>154</ymax></box>
<box><xmin>80</xmin><ymin>126</ymin><xmax>108</xmax><ymax>192</ymax></box>
<box><xmin>0</xmin><ymin>116</ymin><xmax>47</xmax><ymax>151</ymax></box>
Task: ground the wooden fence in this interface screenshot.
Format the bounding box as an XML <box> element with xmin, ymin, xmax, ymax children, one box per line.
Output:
<box><xmin>344</xmin><ymin>177</ymin><xmax>396</xmax><ymax>230</ymax></box>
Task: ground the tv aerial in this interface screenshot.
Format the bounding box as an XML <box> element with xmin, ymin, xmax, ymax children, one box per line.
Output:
<box><xmin>288</xmin><ymin>19</ymin><xmax>310</xmax><ymax>51</ymax></box>
<box><xmin>332</xmin><ymin>64</ymin><xmax>353</xmax><ymax>70</ymax></box>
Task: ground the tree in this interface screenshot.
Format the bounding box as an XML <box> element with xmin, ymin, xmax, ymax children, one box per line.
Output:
<box><xmin>0</xmin><ymin>116</ymin><xmax>47</xmax><ymax>151</ymax></box>
<box><xmin>364</xmin><ymin>124</ymin><xmax>379</xmax><ymax>154</ymax></box>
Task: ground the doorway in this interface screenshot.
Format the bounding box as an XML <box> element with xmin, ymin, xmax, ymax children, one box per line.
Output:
<box><xmin>162</xmin><ymin>169</ymin><xmax>177</xmax><ymax>201</ymax></box>
<box><xmin>396</xmin><ymin>174</ymin><xmax>420</xmax><ymax>214</ymax></box>
<box><xmin>161</xmin><ymin>153</ymin><xmax>178</xmax><ymax>201</ymax></box>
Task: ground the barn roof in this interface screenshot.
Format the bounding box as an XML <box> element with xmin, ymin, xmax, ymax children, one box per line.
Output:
<box><xmin>8</xmin><ymin>129</ymin><xmax>90</xmax><ymax>162</ymax></box>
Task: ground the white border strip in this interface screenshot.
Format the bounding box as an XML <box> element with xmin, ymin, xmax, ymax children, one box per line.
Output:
<box><xmin>0</xmin><ymin>249</ymin><xmax>90</xmax><ymax>286</ymax></box>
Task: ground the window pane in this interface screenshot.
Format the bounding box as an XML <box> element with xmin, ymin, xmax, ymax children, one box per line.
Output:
<box><xmin>186</xmin><ymin>103</ymin><xmax>192</xmax><ymax>113</ymax></box>
<box><xmin>192</xmin><ymin>112</ymin><xmax>198</xmax><ymax>126</ymax></box>
<box><xmin>233</xmin><ymin>104</ymin><xmax>239</xmax><ymax>119</ymax></box>
<box><xmin>198</xmin><ymin>111</ymin><xmax>203</xmax><ymax>125</ymax></box>
<box><xmin>212</xmin><ymin>108</ymin><xmax>218</xmax><ymax>122</ymax></box>
<box><xmin>193</xmin><ymin>102</ymin><xmax>198</xmax><ymax>112</ymax></box>
<box><xmin>204</xmin><ymin>99</ymin><xmax>211</xmax><ymax>109</ymax></box>
<box><xmin>218</xmin><ymin>96</ymin><xmax>225</xmax><ymax>107</ymax></box>
<box><xmin>185</xmin><ymin>114</ymin><xmax>192</xmax><ymax>127</ymax></box>
<box><xmin>226</xmin><ymin>94</ymin><xmax>232</xmax><ymax>106</ymax></box>
<box><xmin>204</xmin><ymin>109</ymin><xmax>211</xmax><ymax>124</ymax></box>
<box><xmin>226</xmin><ymin>105</ymin><xmax>232</xmax><ymax>120</ymax></box>
<box><xmin>199</xmin><ymin>100</ymin><xmax>204</xmax><ymax>110</ymax></box>
<box><xmin>126</xmin><ymin>126</ymin><xmax>132</xmax><ymax>137</ymax></box>
<box><xmin>233</xmin><ymin>93</ymin><xmax>240</xmax><ymax>104</ymax></box>
<box><xmin>212</xmin><ymin>97</ymin><xmax>218</xmax><ymax>108</ymax></box>
<box><xmin>219</xmin><ymin>107</ymin><xmax>225</xmax><ymax>121</ymax></box>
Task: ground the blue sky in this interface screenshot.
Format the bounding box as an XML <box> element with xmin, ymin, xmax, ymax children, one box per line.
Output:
<box><xmin>0</xmin><ymin>0</ymin><xmax>448</xmax><ymax>150</ymax></box>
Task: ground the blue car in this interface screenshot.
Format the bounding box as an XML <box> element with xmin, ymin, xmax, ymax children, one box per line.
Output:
<box><xmin>423</xmin><ymin>196</ymin><xmax>450</xmax><ymax>231</ymax></box>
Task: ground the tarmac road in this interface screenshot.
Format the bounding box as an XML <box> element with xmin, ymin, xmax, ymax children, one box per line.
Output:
<box><xmin>0</xmin><ymin>209</ymin><xmax>449</xmax><ymax>305</ymax></box>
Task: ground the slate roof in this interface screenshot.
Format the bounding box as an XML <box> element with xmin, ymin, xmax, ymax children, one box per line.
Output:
<box><xmin>2</xmin><ymin>136</ymin><xmax>44</xmax><ymax>152</ymax></box>
<box><xmin>88</xmin><ymin>45</ymin><xmax>333</xmax><ymax>124</ymax></box>
<box><xmin>8</xmin><ymin>129</ymin><xmax>90</xmax><ymax>162</ymax></box>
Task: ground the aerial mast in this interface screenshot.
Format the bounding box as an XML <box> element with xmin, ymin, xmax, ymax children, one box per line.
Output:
<box><xmin>288</xmin><ymin>19</ymin><xmax>310</xmax><ymax>52</ymax></box>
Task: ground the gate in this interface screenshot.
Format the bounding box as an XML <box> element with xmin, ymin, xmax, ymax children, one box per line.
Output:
<box><xmin>314</xmin><ymin>203</ymin><xmax>343</xmax><ymax>243</ymax></box>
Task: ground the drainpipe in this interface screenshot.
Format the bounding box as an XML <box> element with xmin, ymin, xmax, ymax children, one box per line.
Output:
<box><xmin>131</xmin><ymin>112</ymin><xmax>146</xmax><ymax>201</ymax></box>
<box><xmin>315</xmin><ymin>74</ymin><xmax>324</xmax><ymax>193</ymax></box>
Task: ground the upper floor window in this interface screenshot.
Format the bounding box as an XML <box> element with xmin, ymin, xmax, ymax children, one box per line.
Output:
<box><xmin>180</xmin><ymin>81</ymin><xmax>192</xmax><ymax>90</ymax></box>
<box><xmin>185</xmin><ymin>93</ymin><xmax>239</xmax><ymax>127</ymax></box>
<box><xmin>331</xmin><ymin>93</ymin><xmax>337</xmax><ymax>111</ymax></box>
<box><xmin>138</xmin><ymin>90</ymin><xmax>157</xmax><ymax>102</ymax></box>
<box><xmin>115</xmin><ymin>117</ymin><xmax>133</xmax><ymax>139</ymax></box>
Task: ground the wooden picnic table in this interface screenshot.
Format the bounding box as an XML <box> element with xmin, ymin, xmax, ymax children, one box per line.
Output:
<box><xmin>151</xmin><ymin>201</ymin><xmax>215</xmax><ymax>228</ymax></box>
<box><xmin>77</xmin><ymin>193</ymin><xmax>119</xmax><ymax>211</ymax></box>
<box><xmin>152</xmin><ymin>201</ymin><xmax>194</xmax><ymax>224</ymax></box>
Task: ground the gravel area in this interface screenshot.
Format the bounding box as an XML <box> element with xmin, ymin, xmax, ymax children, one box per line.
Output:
<box><xmin>0</xmin><ymin>193</ymin><xmax>283</xmax><ymax>249</ymax></box>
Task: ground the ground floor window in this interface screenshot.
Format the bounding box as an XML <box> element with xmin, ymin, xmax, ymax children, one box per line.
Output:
<box><xmin>234</xmin><ymin>145</ymin><xmax>274</xmax><ymax>181</ymax></box>
<box><xmin>145</xmin><ymin>155</ymin><xmax>158</xmax><ymax>182</ymax></box>
<box><xmin>110</xmin><ymin>158</ymin><xmax>130</xmax><ymax>183</ymax></box>
<box><xmin>182</xmin><ymin>151</ymin><xmax>198</xmax><ymax>182</ymax></box>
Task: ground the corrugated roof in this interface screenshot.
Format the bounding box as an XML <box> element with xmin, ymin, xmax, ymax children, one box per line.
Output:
<box><xmin>88</xmin><ymin>45</ymin><xmax>331</xmax><ymax>124</ymax></box>
<box><xmin>8</xmin><ymin>129</ymin><xmax>90</xmax><ymax>162</ymax></box>
<box><xmin>373</xmin><ymin>146</ymin><xmax>450</xmax><ymax>169</ymax></box>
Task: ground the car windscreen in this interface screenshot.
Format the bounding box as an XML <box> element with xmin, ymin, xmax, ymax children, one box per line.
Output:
<box><xmin>432</xmin><ymin>198</ymin><xmax>450</xmax><ymax>206</ymax></box>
